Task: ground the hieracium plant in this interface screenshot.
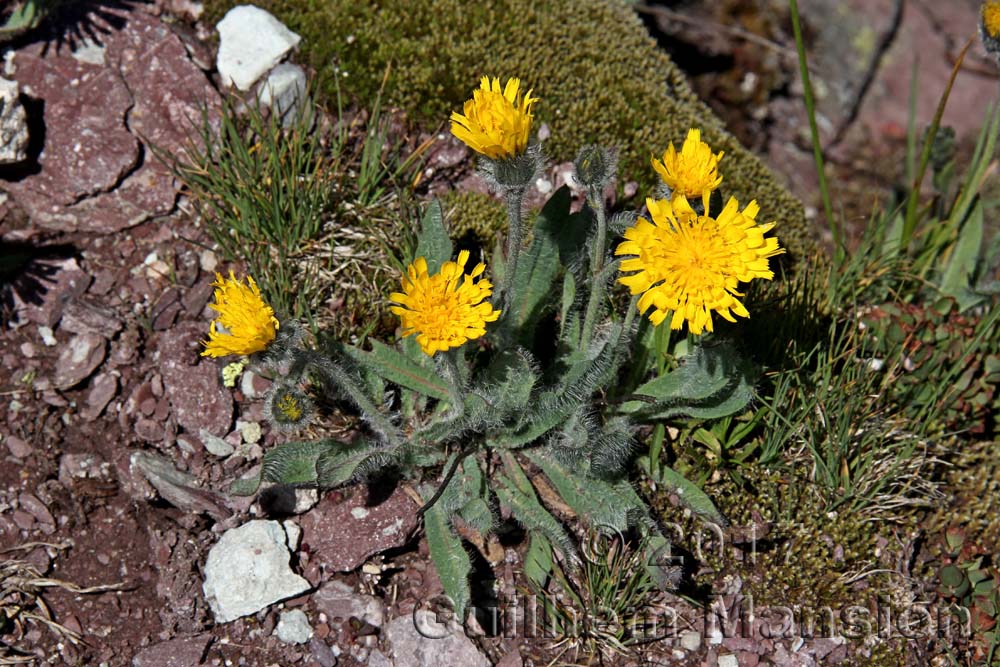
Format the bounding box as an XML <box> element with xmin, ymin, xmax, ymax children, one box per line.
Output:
<box><xmin>203</xmin><ymin>76</ymin><xmax>784</xmax><ymax>620</ymax></box>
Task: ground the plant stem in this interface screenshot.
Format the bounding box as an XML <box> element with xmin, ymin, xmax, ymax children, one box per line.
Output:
<box><xmin>901</xmin><ymin>37</ymin><xmax>974</xmax><ymax>248</ymax></box>
<box><xmin>416</xmin><ymin>449</ymin><xmax>468</xmax><ymax>518</ymax></box>
<box><xmin>300</xmin><ymin>350</ymin><xmax>402</xmax><ymax>447</ymax></box>
<box><xmin>501</xmin><ymin>186</ymin><xmax>526</xmax><ymax>313</ymax></box>
<box><xmin>580</xmin><ymin>188</ymin><xmax>609</xmax><ymax>348</ymax></box>
<box><xmin>649</xmin><ymin>324</ymin><xmax>670</xmax><ymax>477</ymax></box>
<box><xmin>788</xmin><ymin>0</ymin><xmax>840</xmax><ymax>261</ymax></box>
<box><xmin>438</xmin><ymin>350</ymin><xmax>465</xmax><ymax>417</ymax></box>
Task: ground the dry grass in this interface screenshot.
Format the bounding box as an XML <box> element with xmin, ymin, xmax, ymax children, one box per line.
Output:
<box><xmin>1</xmin><ymin>542</ymin><xmax>126</xmax><ymax>663</ymax></box>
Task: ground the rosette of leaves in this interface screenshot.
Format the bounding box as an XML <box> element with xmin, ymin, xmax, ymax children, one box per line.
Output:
<box><xmin>935</xmin><ymin>526</ymin><xmax>1000</xmax><ymax>661</ymax></box>
<box><xmin>230</xmin><ymin>183</ymin><xmax>755</xmax><ymax>621</ymax></box>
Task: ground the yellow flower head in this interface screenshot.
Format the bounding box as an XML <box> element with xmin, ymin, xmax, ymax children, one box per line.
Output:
<box><xmin>276</xmin><ymin>393</ymin><xmax>303</xmax><ymax>421</ymax></box>
<box><xmin>984</xmin><ymin>1</ymin><xmax>1000</xmax><ymax>39</ymax></box>
<box><xmin>450</xmin><ymin>76</ymin><xmax>538</xmax><ymax>160</ymax></box>
<box><xmin>615</xmin><ymin>194</ymin><xmax>783</xmax><ymax>335</ymax></box>
<box><xmin>652</xmin><ymin>129</ymin><xmax>724</xmax><ymax>200</ymax></box>
<box><xmin>390</xmin><ymin>251</ymin><xmax>501</xmax><ymax>356</ymax></box>
<box><xmin>201</xmin><ymin>272</ymin><xmax>279</xmax><ymax>358</ymax></box>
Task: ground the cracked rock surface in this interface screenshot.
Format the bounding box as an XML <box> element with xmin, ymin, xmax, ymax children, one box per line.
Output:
<box><xmin>3</xmin><ymin>8</ymin><xmax>219</xmax><ymax>233</ymax></box>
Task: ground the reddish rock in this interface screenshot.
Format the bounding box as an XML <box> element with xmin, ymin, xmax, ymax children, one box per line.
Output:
<box><xmin>60</xmin><ymin>300</ymin><xmax>123</xmax><ymax>338</ymax></box>
<box><xmin>131</xmin><ymin>635</ymin><xmax>211</xmax><ymax>667</ymax></box>
<box><xmin>312</xmin><ymin>580</ymin><xmax>384</xmax><ymax>628</ymax></box>
<box><xmin>181</xmin><ymin>279</ymin><xmax>215</xmax><ymax>316</ymax></box>
<box><xmin>134</xmin><ymin>416</ymin><xmax>166</xmax><ymax>442</ymax></box>
<box><xmin>18</xmin><ymin>493</ymin><xmax>55</xmax><ymax>531</ymax></box>
<box><xmin>12</xmin><ymin>257</ymin><xmax>92</xmax><ymax>327</ymax></box>
<box><xmin>5</xmin><ymin>435</ymin><xmax>33</xmax><ymax>458</ymax></box>
<box><xmin>151</xmin><ymin>288</ymin><xmax>182</xmax><ymax>330</ymax></box>
<box><xmin>58</xmin><ymin>452</ymin><xmax>110</xmax><ymax>487</ymax></box>
<box><xmin>2</xmin><ymin>10</ymin><xmax>220</xmax><ymax>233</ymax></box>
<box><xmin>299</xmin><ymin>486</ymin><xmax>420</xmax><ymax>572</ymax></box>
<box><xmin>82</xmin><ymin>372</ymin><xmax>119</xmax><ymax>421</ymax></box>
<box><xmin>52</xmin><ymin>332</ymin><xmax>106</xmax><ymax>388</ymax></box>
<box><xmin>11</xmin><ymin>509</ymin><xmax>36</xmax><ymax>531</ymax></box>
<box><xmin>156</xmin><ymin>321</ymin><xmax>233</xmax><ymax>437</ymax></box>
<box><xmin>767</xmin><ymin>0</ymin><xmax>994</xmax><ymax>204</ymax></box>
<box><xmin>8</xmin><ymin>52</ymin><xmax>139</xmax><ymax>206</ymax></box>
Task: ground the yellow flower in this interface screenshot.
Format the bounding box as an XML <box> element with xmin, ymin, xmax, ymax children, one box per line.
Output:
<box><xmin>201</xmin><ymin>272</ymin><xmax>279</xmax><ymax>358</ymax></box>
<box><xmin>390</xmin><ymin>251</ymin><xmax>501</xmax><ymax>355</ymax></box>
<box><xmin>615</xmin><ymin>194</ymin><xmax>783</xmax><ymax>335</ymax></box>
<box><xmin>450</xmin><ymin>76</ymin><xmax>538</xmax><ymax>160</ymax></box>
<box><xmin>276</xmin><ymin>393</ymin><xmax>303</xmax><ymax>421</ymax></box>
<box><xmin>651</xmin><ymin>128</ymin><xmax>724</xmax><ymax>200</ymax></box>
<box><xmin>984</xmin><ymin>1</ymin><xmax>1000</xmax><ymax>39</ymax></box>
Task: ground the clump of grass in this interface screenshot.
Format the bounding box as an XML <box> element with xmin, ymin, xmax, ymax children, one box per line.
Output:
<box><xmin>169</xmin><ymin>94</ymin><xmax>337</xmax><ymax>324</ymax></box>
<box><xmin>532</xmin><ymin>529</ymin><xmax>670</xmax><ymax>665</ymax></box>
<box><xmin>757</xmin><ymin>327</ymin><xmax>944</xmax><ymax>520</ymax></box>
<box><xmin>163</xmin><ymin>77</ymin><xmax>428</xmax><ymax>337</ymax></box>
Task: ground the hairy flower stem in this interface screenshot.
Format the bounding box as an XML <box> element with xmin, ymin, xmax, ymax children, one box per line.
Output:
<box><xmin>649</xmin><ymin>323</ymin><xmax>671</xmax><ymax>477</ymax></box>
<box><xmin>501</xmin><ymin>187</ymin><xmax>526</xmax><ymax>313</ymax></box>
<box><xmin>298</xmin><ymin>350</ymin><xmax>402</xmax><ymax>447</ymax></box>
<box><xmin>580</xmin><ymin>188</ymin><xmax>609</xmax><ymax>348</ymax></box>
<box><xmin>437</xmin><ymin>351</ymin><xmax>465</xmax><ymax>418</ymax></box>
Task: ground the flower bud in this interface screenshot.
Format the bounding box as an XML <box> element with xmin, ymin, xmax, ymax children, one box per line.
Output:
<box><xmin>982</xmin><ymin>1</ymin><xmax>1000</xmax><ymax>59</ymax></box>
<box><xmin>573</xmin><ymin>145</ymin><xmax>618</xmax><ymax>192</ymax></box>
<box><xmin>265</xmin><ymin>385</ymin><xmax>315</xmax><ymax>432</ymax></box>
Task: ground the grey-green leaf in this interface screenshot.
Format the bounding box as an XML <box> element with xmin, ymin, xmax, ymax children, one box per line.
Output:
<box><xmin>940</xmin><ymin>201</ymin><xmax>984</xmax><ymax>308</ymax></box>
<box><xmin>526</xmin><ymin>449</ymin><xmax>646</xmax><ymax>533</ymax></box>
<box><xmin>343</xmin><ymin>340</ymin><xmax>451</xmax><ymax>400</ymax></box>
<box><xmin>640</xmin><ymin>455</ymin><xmax>727</xmax><ymax>526</ymax></box>
<box><xmin>524</xmin><ymin>534</ymin><xmax>553</xmax><ymax>588</ymax></box>
<box><xmin>315</xmin><ymin>440</ymin><xmax>387</xmax><ymax>487</ymax></box>
<box><xmin>414</xmin><ymin>199</ymin><xmax>452</xmax><ymax>272</ymax></box>
<box><xmin>620</xmin><ymin>343</ymin><xmax>755</xmax><ymax>420</ymax></box>
<box><xmin>261</xmin><ymin>439</ymin><xmax>341</xmax><ymax>486</ymax></box>
<box><xmin>423</xmin><ymin>500</ymin><xmax>472</xmax><ymax>621</ymax></box>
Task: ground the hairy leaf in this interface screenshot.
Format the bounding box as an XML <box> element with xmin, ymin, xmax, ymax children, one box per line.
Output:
<box><xmin>260</xmin><ymin>439</ymin><xmax>341</xmax><ymax>486</ymax></box>
<box><xmin>940</xmin><ymin>201</ymin><xmax>986</xmax><ymax>311</ymax></box>
<box><xmin>423</xmin><ymin>500</ymin><xmax>472</xmax><ymax>621</ymax></box>
<box><xmin>500</xmin><ymin>331</ymin><xmax>624</xmax><ymax>448</ymax></box>
<box><xmin>342</xmin><ymin>340</ymin><xmax>451</xmax><ymax>400</ymax></box>
<box><xmin>315</xmin><ymin>440</ymin><xmax>389</xmax><ymax>487</ymax></box>
<box><xmin>509</xmin><ymin>220</ymin><xmax>560</xmax><ymax>338</ymax></box>
<box><xmin>534</xmin><ymin>185</ymin><xmax>588</xmax><ymax>267</ymax></box>
<box><xmin>559</xmin><ymin>270</ymin><xmax>577</xmax><ymax>341</ymax></box>
<box><xmin>414</xmin><ymin>198</ymin><xmax>452</xmax><ymax>271</ymax></box>
<box><xmin>589</xmin><ymin>419</ymin><xmax>636</xmax><ymax>478</ymax></box>
<box><xmin>458</xmin><ymin>497</ymin><xmax>494</xmax><ymax>535</ymax></box>
<box><xmin>496</xmin><ymin>474</ymin><xmax>577</xmax><ymax>560</ymax></box>
<box><xmin>620</xmin><ymin>343</ymin><xmax>754</xmax><ymax>420</ymax></box>
<box><xmin>526</xmin><ymin>449</ymin><xmax>647</xmax><ymax>533</ymax></box>
<box><xmin>524</xmin><ymin>533</ymin><xmax>554</xmax><ymax>588</ymax></box>
<box><xmin>639</xmin><ymin>455</ymin><xmax>727</xmax><ymax>526</ymax></box>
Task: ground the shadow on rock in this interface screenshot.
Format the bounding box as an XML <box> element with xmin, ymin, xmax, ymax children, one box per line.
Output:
<box><xmin>6</xmin><ymin>0</ymin><xmax>149</xmax><ymax>55</ymax></box>
<box><xmin>0</xmin><ymin>240</ymin><xmax>77</xmax><ymax>323</ymax></box>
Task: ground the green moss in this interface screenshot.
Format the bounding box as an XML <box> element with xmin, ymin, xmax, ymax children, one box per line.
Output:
<box><xmin>443</xmin><ymin>190</ymin><xmax>508</xmax><ymax>251</ymax></box>
<box><xmin>648</xmin><ymin>464</ymin><xmax>910</xmax><ymax>612</ymax></box>
<box><xmin>928</xmin><ymin>440</ymin><xmax>1000</xmax><ymax>556</ymax></box>
<box><xmin>203</xmin><ymin>0</ymin><xmax>818</xmax><ymax>266</ymax></box>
